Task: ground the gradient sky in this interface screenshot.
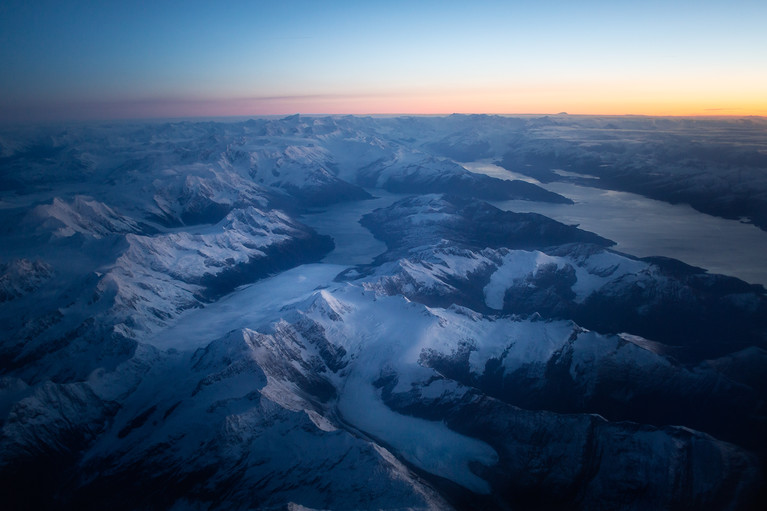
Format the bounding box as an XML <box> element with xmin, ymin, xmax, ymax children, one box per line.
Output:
<box><xmin>1</xmin><ymin>0</ymin><xmax>766</xmax><ymax>122</ymax></box>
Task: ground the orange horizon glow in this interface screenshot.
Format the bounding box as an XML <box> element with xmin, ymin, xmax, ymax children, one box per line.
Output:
<box><xmin>3</xmin><ymin>2</ymin><xmax>766</xmax><ymax>124</ymax></box>
<box><xmin>4</xmin><ymin>90</ymin><xmax>766</xmax><ymax>124</ymax></box>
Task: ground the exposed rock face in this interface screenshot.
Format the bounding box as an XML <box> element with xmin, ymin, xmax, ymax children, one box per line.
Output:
<box><xmin>1</xmin><ymin>116</ymin><xmax>766</xmax><ymax>510</ymax></box>
<box><xmin>5</xmin><ymin>285</ymin><xmax>760</xmax><ymax>510</ymax></box>
<box><xmin>497</xmin><ymin>116</ymin><xmax>767</xmax><ymax>231</ymax></box>
<box><xmin>360</xmin><ymin>194</ymin><xmax>611</xmax><ymax>257</ymax></box>
<box><xmin>0</xmin><ymin>259</ymin><xmax>52</xmax><ymax>302</ymax></box>
<box><xmin>357</xmin><ymin>153</ymin><xmax>572</xmax><ymax>203</ymax></box>
<box><xmin>360</xmin><ymin>196</ymin><xmax>767</xmax><ymax>361</ymax></box>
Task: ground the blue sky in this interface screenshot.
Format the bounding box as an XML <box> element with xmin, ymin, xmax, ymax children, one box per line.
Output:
<box><xmin>1</xmin><ymin>0</ymin><xmax>766</xmax><ymax>121</ymax></box>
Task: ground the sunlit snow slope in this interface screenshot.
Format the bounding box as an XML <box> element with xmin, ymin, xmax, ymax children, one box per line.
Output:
<box><xmin>1</xmin><ymin>115</ymin><xmax>766</xmax><ymax>510</ymax></box>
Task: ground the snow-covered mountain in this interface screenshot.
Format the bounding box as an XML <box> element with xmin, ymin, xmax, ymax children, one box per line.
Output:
<box><xmin>1</xmin><ymin>115</ymin><xmax>766</xmax><ymax>510</ymax></box>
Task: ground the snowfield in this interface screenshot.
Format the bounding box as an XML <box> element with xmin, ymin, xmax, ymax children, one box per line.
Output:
<box><xmin>1</xmin><ymin>114</ymin><xmax>766</xmax><ymax>510</ymax></box>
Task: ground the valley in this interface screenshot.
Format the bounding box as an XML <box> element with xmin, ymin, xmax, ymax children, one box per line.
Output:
<box><xmin>1</xmin><ymin>114</ymin><xmax>765</xmax><ymax>510</ymax></box>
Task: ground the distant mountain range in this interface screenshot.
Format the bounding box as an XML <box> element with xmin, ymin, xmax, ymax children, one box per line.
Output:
<box><xmin>1</xmin><ymin>114</ymin><xmax>765</xmax><ymax>510</ymax></box>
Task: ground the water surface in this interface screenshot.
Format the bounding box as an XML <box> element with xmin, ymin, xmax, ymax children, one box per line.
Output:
<box><xmin>300</xmin><ymin>191</ymin><xmax>404</xmax><ymax>265</ymax></box>
<box><xmin>464</xmin><ymin>161</ymin><xmax>767</xmax><ymax>287</ymax></box>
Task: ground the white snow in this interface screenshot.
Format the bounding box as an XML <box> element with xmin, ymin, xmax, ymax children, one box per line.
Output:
<box><xmin>223</xmin><ymin>282</ymin><xmax>503</xmax><ymax>494</ymax></box>
<box><xmin>5</xmin><ymin>117</ymin><xmax>765</xmax><ymax>508</ymax></box>
<box><xmin>483</xmin><ymin>251</ymin><xmax>563</xmax><ymax>309</ymax></box>
<box><xmin>29</xmin><ymin>196</ymin><xmax>140</xmax><ymax>239</ymax></box>
<box><xmin>568</xmin><ymin>330</ymin><xmax>672</xmax><ymax>382</ymax></box>
<box><xmin>147</xmin><ymin>264</ymin><xmax>346</xmax><ymax>351</ymax></box>
<box><xmin>483</xmin><ymin>248</ymin><xmax>652</xmax><ymax>310</ymax></box>
<box><xmin>339</xmin><ymin>371</ymin><xmax>497</xmax><ymax>494</ymax></box>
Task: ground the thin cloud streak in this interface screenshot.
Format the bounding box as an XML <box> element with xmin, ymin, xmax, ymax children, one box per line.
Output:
<box><xmin>2</xmin><ymin>2</ymin><xmax>767</xmax><ymax>122</ymax></box>
<box><xmin>3</xmin><ymin>91</ymin><xmax>766</xmax><ymax>124</ymax></box>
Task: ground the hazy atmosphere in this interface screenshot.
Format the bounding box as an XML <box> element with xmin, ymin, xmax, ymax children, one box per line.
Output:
<box><xmin>1</xmin><ymin>2</ymin><xmax>766</xmax><ymax>511</ymax></box>
<box><xmin>2</xmin><ymin>0</ymin><xmax>767</xmax><ymax>122</ymax></box>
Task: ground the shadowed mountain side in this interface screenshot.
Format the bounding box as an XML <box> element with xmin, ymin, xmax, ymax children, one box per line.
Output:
<box><xmin>360</xmin><ymin>194</ymin><xmax>611</xmax><ymax>257</ymax></box>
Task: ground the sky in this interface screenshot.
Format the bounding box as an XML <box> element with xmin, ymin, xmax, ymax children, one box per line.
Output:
<box><xmin>1</xmin><ymin>0</ymin><xmax>766</xmax><ymax>122</ymax></box>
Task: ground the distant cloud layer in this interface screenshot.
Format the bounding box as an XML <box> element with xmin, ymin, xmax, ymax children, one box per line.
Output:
<box><xmin>1</xmin><ymin>0</ymin><xmax>766</xmax><ymax>121</ymax></box>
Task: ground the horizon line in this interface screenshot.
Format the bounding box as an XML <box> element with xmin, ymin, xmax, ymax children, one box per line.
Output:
<box><xmin>2</xmin><ymin>111</ymin><xmax>766</xmax><ymax>127</ymax></box>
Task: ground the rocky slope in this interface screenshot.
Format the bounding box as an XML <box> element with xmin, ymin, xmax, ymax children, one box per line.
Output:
<box><xmin>1</xmin><ymin>115</ymin><xmax>766</xmax><ymax>510</ymax></box>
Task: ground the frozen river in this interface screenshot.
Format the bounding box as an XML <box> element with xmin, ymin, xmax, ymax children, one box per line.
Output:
<box><xmin>150</xmin><ymin>164</ymin><xmax>767</xmax><ymax>351</ymax></box>
<box><xmin>149</xmin><ymin>264</ymin><xmax>349</xmax><ymax>350</ymax></box>
<box><xmin>463</xmin><ymin>161</ymin><xmax>767</xmax><ymax>287</ymax></box>
<box><xmin>299</xmin><ymin>190</ymin><xmax>404</xmax><ymax>265</ymax></box>
<box><xmin>149</xmin><ymin>191</ymin><xmax>404</xmax><ymax>350</ymax></box>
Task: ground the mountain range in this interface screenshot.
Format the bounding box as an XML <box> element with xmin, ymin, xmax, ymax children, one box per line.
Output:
<box><xmin>1</xmin><ymin>114</ymin><xmax>765</xmax><ymax>510</ymax></box>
